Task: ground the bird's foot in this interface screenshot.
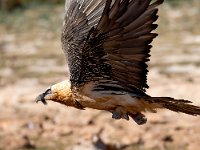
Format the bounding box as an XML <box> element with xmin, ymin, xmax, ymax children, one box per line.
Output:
<box><xmin>111</xmin><ymin>107</ymin><xmax>129</xmax><ymax>120</ymax></box>
<box><xmin>129</xmin><ymin>113</ymin><xmax>147</xmax><ymax>125</ymax></box>
<box><xmin>112</xmin><ymin>111</ymin><xmax>121</xmax><ymax>119</ymax></box>
<box><xmin>121</xmin><ymin>114</ymin><xmax>129</xmax><ymax>120</ymax></box>
<box><xmin>112</xmin><ymin>111</ymin><xmax>129</xmax><ymax>120</ymax></box>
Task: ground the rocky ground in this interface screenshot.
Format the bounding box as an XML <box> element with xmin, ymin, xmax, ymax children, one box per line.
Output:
<box><xmin>0</xmin><ymin>2</ymin><xmax>200</xmax><ymax>150</ymax></box>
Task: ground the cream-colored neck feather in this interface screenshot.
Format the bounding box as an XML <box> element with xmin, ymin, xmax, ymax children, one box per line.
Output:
<box><xmin>51</xmin><ymin>80</ymin><xmax>71</xmax><ymax>92</ymax></box>
<box><xmin>50</xmin><ymin>80</ymin><xmax>75</xmax><ymax>107</ymax></box>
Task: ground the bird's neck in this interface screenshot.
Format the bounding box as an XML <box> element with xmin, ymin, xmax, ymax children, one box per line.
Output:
<box><xmin>51</xmin><ymin>80</ymin><xmax>73</xmax><ymax>106</ymax></box>
<box><xmin>51</xmin><ymin>80</ymin><xmax>85</xmax><ymax>109</ymax></box>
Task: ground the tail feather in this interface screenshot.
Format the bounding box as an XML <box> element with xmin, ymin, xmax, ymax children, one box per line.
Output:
<box><xmin>145</xmin><ymin>97</ymin><xmax>200</xmax><ymax>116</ymax></box>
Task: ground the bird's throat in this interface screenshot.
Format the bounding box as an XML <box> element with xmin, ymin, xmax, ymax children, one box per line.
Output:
<box><xmin>50</xmin><ymin>80</ymin><xmax>75</xmax><ymax>107</ymax></box>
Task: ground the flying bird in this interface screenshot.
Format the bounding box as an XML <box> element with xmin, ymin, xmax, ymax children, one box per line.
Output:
<box><xmin>36</xmin><ymin>0</ymin><xmax>200</xmax><ymax>125</ymax></box>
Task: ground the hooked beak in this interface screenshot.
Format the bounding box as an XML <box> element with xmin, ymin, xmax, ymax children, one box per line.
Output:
<box><xmin>36</xmin><ymin>93</ymin><xmax>47</xmax><ymax>105</ymax></box>
<box><xmin>36</xmin><ymin>88</ymin><xmax>52</xmax><ymax>105</ymax></box>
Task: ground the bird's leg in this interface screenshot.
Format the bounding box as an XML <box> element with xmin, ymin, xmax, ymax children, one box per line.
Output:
<box><xmin>129</xmin><ymin>112</ymin><xmax>147</xmax><ymax>125</ymax></box>
<box><xmin>111</xmin><ymin>107</ymin><xmax>129</xmax><ymax>120</ymax></box>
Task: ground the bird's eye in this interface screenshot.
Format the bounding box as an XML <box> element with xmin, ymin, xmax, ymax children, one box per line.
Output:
<box><xmin>45</xmin><ymin>88</ymin><xmax>52</xmax><ymax>94</ymax></box>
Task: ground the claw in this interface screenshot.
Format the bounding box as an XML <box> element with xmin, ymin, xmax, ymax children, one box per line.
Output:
<box><xmin>121</xmin><ymin>114</ymin><xmax>129</xmax><ymax>120</ymax></box>
<box><xmin>112</xmin><ymin>111</ymin><xmax>121</xmax><ymax>119</ymax></box>
<box><xmin>130</xmin><ymin>113</ymin><xmax>147</xmax><ymax>125</ymax></box>
<box><xmin>111</xmin><ymin>110</ymin><xmax>129</xmax><ymax>120</ymax></box>
<box><xmin>111</xmin><ymin>107</ymin><xmax>129</xmax><ymax>120</ymax></box>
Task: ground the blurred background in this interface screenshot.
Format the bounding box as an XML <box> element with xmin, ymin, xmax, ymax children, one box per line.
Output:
<box><xmin>0</xmin><ymin>0</ymin><xmax>200</xmax><ymax>150</ymax></box>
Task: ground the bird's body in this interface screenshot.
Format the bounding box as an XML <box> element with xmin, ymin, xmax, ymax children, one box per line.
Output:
<box><xmin>36</xmin><ymin>0</ymin><xmax>200</xmax><ymax>125</ymax></box>
<box><xmin>50</xmin><ymin>80</ymin><xmax>147</xmax><ymax>111</ymax></box>
<box><xmin>78</xmin><ymin>81</ymin><xmax>147</xmax><ymax>111</ymax></box>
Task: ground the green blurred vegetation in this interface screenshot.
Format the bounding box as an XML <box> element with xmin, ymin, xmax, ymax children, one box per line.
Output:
<box><xmin>166</xmin><ymin>0</ymin><xmax>186</xmax><ymax>6</ymax></box>
<box><xmin>0</xmin><ymin>0</ymin><xmax>197</xmax><ymax>12</ymax></box>
<box><xmin>0</xmin><ymin>0</ymin><xmax>64</xmax><ymax>11</ymax></box>
<box><xmin>0</xmin><ymin>0</ymin><xmax>64</xmax><ymax>32</ymax></box>
<box><xmin>0</xmin><ymin>0</ymin><xmax>198</xmax><ymax>33</ymax></box>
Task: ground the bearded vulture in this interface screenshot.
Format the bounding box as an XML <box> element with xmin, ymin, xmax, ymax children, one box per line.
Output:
<box><xmin>36</xmin><ymin>0</ymin><xmax>200</xmax><ymax>125</ymax></box>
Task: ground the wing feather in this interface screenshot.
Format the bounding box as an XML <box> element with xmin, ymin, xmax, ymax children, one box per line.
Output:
<box><xmin>101</xmin><ymin>0</ymin><xmax>163</xmax><ymax>91</ymax></box>
<box><xmin>62</xmin><ymin>0</ymin><xmax>106</xmax><ymax>87</ymax></box>
<box><xmin>62</xmin><ymin>0</ymin><xmax>164</xmax><ymax>93</ymax></box>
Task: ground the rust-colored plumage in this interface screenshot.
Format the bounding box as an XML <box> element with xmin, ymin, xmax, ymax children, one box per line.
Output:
<box><xmin>36</xmin><ymin>0</ymin><xmax>200</xmax><ymax>125</ymax></box>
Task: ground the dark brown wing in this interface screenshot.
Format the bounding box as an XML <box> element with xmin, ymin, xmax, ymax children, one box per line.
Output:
<box><xmin>62</xmin><ymin>0</ymin><xmax>106</xmax><ymax>87</ymax></box>
<box><xmin>99</xmin><ymin>0</ymin><xmax>164</xmax><ymax>92</ymax></box>
<box><xmin>62</xmin><ymin>0</ymin><xmax>163</xmax><ymax>92</ymax></box>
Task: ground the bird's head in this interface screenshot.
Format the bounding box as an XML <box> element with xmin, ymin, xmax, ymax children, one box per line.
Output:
<box><xmin>36</xmin><ymin>80</ymin><xmax>74</xmax><ymax>106</ymax></box>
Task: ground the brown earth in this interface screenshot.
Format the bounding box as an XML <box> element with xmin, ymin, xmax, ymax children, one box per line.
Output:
<box><xmin>0</xmin><ymin>2</ymin><xmax>200</xmax><ymax>150</ymax></box>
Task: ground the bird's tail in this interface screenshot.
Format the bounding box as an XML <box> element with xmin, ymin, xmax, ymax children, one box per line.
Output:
<box><xmin>144</xmin><ymin>97</ymin><xmax>200</xmax><ymax>116</ymax></box>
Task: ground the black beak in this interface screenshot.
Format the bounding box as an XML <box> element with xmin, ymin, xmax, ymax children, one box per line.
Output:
<box><xmin>36</xmin><ymin>93</ymin><xmax>47</xmax><ymax>105</ymax></box>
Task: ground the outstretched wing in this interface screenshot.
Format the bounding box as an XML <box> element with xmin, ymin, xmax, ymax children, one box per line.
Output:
<box><xmin>62</xmin><ymin>0</ymin><xmax>163</xmax><ymax>92</ymax></box>
<box><xmin>62</xmin><ymin>0</ymin><xmax>106</xmax><ymax>87</ymax></box>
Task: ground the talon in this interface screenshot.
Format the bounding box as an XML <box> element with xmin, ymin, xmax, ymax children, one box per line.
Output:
<box><xmin>112</xmin><ymin>111</ymin><xmax>121</xmax><ymax>119</ymax></box>
<box><xmin>121</xmin><ymin>114</ymin><xmax>129</xmax><ymax>120</ymax></box>
<box><xmin>130</xmin><ymin>113</ymin><xmax>147</xmax><ymax>125</ymax></box>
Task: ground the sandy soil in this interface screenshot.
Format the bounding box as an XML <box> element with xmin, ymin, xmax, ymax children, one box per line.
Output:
<box><xmin>0</xmin><ymin>2</ymin><xmax>200</xmax><ymax>150</ymax></box>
